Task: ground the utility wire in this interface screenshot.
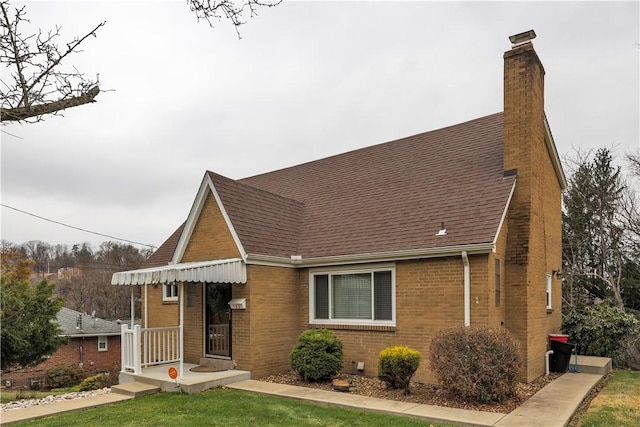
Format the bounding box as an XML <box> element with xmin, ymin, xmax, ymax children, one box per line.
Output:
<box><xmin>1</xmin><ymin>203</ymin><xmax>157</xmax><ymax>249</ymax></box>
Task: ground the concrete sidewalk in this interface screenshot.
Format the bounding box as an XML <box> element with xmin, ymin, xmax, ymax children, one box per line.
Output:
<box><xmin>228</xmin><ymin>372</ymin><xmax>604</xmax><ymax>427</ymax></box>
<box><xmin>0</xmin><ymin>392</ymin><xmax>132</xmax><ymax>425</ymax></box>
<box><xmin>0</xmin><ymin>372</ymin><xmax>603</xmax><ymax>426</ymax></box>
<box><xmin>495</xmin><ymin>372</ymin><xmax>602</xmax><ymax>426</ymax></box>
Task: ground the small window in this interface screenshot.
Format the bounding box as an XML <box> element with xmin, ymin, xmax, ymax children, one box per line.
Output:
<box><xmin>310</xmin><ymin>266</ymin><xmax>395</xmax><ymax>326</ymax></box>
<box><xmin>546</xmin><ymin>273</ymin><xmax>552</xmax><ymax>309</ymax></box>
<box><xmin>163</xmin><ymin>283</ymin><xmax>178</xmax><ymax>301</ymax></box>
<box><xmin>98</xmin><ymin>336</ymin><xmax>108</xmax><ymax>352</ymax></box>
<box><xmin>494</xmin><ymin>259</ymin><xmax>501</xmax><ymax>307</ymax></box>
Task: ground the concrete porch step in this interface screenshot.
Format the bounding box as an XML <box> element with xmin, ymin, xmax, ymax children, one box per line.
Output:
<box><xmin>574</xmin><ymin>355</ymin><xmax>612</xmax><ymax>375</ymax></box>
<box><xmin>119</xmin><ymin>364</ymin><xmax>251</xmax><ymax>394</ymax></box>
<box><xmin>111</xmin><ymin>381</ymin><xmax>160</xmax><ymax>397</ymax></box>
<box><xmin>199</xmin><ymin>357</ymin><xmax>235</xmax><ymax>370</ymax></box>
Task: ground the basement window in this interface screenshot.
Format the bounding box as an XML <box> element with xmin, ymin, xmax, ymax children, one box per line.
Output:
<box><xmin>309</xmin><ymin>265</ymin><xmax>395</xmax><ymax>326</ymax></box>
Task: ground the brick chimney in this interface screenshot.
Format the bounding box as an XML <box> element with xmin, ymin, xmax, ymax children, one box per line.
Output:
<box><xmin>503</xmin><ymin>29</ymin><xmax>546</xmax><ymax>191</ymax></box>
<box><xmin>502</xmin><ymin>30</ymin><xmax>562</xmax><ymax>382</ymax></box>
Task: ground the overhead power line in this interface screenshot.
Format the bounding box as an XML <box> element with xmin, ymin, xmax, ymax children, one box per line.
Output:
<box><xmin>1</xmin><ymin>203</ymin><xmax>157</xmax><ymax>249</ymax></box>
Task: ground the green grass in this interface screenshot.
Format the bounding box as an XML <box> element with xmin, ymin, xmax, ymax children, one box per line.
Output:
<box><xmin>14</xmin><ymin>388</ymin><xmax>453</xmax><ymax>426</ymax></box>
<box><xmin>580</xmin><ymin>370</ymin><xmax>640</xmax><ymax>427</ymax></box>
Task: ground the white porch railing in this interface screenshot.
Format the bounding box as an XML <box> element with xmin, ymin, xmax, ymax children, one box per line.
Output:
<box><xmin>121</xmin><ymin>324</ymin><xmax>182</xmax><ymax>375</ymax></box>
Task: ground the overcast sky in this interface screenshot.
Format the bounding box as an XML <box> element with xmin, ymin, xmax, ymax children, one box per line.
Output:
<box><xmin>1</xmin><ymin>0</ymin><xmax>639</xmax><ymax>251</ymax></box>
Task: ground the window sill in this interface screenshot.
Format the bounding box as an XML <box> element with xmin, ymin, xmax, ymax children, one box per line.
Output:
<box><xmin>162</xmin><ymin>300</ymin><xmax>178</xmax><ymax>305</ymax></box>
<box><xmin>310</xmin><ymin>323</ymin><xmax>396</xmax><ymax>332</ymax></box>
<box><xmin>547</xmin><ymin>308</ymin><xmax>554</xmax><ymax>314</ymax></box>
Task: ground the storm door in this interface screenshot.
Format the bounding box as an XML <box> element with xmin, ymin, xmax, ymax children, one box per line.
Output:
<box><xmin>205</xmin><ymin>283</ymin><xmax>232</xmax><ymax>357</ymax></box>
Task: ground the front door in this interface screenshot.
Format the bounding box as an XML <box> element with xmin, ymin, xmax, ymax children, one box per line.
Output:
<box><xmin>205</xmin><ymin>283</ymin><xmax>232</xmax><ymax>357</ymax></box>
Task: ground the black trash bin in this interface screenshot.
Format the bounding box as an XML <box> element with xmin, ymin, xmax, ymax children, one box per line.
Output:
<box><xmin>550</xmin><ymin>340</ymin><xmax>574</xmax><ymax>373</ymax></box>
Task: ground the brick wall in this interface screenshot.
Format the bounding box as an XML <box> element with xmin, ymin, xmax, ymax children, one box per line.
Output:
<box><xmin>183</xmin><ymin>283</ymin><xmax>204</xmax><ymax>363</ymax></box>
<box><xmin>182</xmin><ymin>192</ymin><xmax>241</xmax><ymax>261</ymax></box>
<box><xmin>298</xmin><ymin>257</ymin><xmax>495</xmax><ymax>384</ymax></box>
<box><xmin>1</xmin><ymin>336</ymin><xmax>121</xmax><ymax>389</ymax></box>
<box><xmin>231</xmin><ymin>265</ymin><xmax>304</xmax><ymax>378</ymax></box>
<box><xmin>503</xmin><ymin>40</ymin><xmax>563</xmax><ymax>381</ymax></box>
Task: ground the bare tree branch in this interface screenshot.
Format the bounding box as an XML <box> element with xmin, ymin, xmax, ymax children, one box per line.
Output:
<box><xmin>0</xmin><ymin>1</ymin><xmax>105</xmax><ymax>123</ymax></box>
<box><xmin>1</xmin><ymin>85</ymin><xmax>99</xmax><ymax>121</ymax></box>
<box><xmin>188</xmin><ymin>0</ymin><xmax>281</xmax><ymax>38</ymax></box>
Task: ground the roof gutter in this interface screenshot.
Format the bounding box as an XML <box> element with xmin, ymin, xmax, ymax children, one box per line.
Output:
<box><xmin>246</xmin><ymin>242</ymin><xmax>496</xmax><ymax>268</ymax></box>
<box><xmin>60</xmin><ymin>333</ymin><xmax>121</xmax><ymax>338</ymax></box>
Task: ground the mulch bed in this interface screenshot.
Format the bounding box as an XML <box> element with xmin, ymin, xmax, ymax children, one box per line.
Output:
<box><xmin>259</xmin><ymin>371</ymin><xmax>561</xmax><ymax>414</ymax></box>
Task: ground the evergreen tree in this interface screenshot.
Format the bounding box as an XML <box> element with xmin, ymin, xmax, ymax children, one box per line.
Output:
<box><xmin>1</xmin><ymin>249</ymin><xmax>65</xmax><ymax>370</ymax></box>
<box><xmin>562</xmin><ymin>148</ymin><xmax>630</xmax><ymax>308</ymax></box>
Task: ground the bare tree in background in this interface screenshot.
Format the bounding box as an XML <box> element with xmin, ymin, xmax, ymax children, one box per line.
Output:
<box><xmin>1</xmin><ymin>0</ymin><xmax>281</xmax><ymax>123</ymax></box>
<box><xmin>188</xmin><ymin>0</ymin><xmax>281</xmax><ymax>38</ymax></box>
<box><xmin>0</xmin><ymin>0</ymin><xmax>105</xmax><ymax>123</ymax></box>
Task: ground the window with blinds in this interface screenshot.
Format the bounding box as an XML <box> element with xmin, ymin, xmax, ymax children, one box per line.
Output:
<box><xmin>311</xmin><ymin>267</ymin><xmax>394</xmax><ymax>325</ymax></box>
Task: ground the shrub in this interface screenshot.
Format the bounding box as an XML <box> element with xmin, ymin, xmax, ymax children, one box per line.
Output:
<box><xmin>15</xmin><ymin>388</ymin><xmax>37</xmax><ymax>400</ymax></box>
<box><xmin>562</xmin><ymin>303</ymin><xmax>638</xmax><ymax>366</ymax></box>
<box><xmin>378</xmin><ymin>346</ymin><xmax>420</xmax><ymax>394</ymax></box>
<box><xmin>79</xmin><ymin>374</ymin><xmax>110</xmax><ymax>391</ymax></box>
<box><xmin>430</xmin><ymin>326</ymin><xmax>521</xmax><ymax>403</ymax></box>
<box><xmin>45</xmin><ymin>362</ymin><xmax>84</xmax><ymax>389</ymax></box>
<box><xmin>289</xmin><ymin>328</ymin><xmax>343</xmax><ymax>382</ymax></box>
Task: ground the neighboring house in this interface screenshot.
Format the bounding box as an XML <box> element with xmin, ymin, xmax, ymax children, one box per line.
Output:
<box><xmin>2</xmin><ymin>308</ymin><xmax>122</xmax><ymax>389</ymax></box>
<box><xmin>112</xmin><ymin>30</ymin><xmax>566</xmax><ymax>383</ymax></box>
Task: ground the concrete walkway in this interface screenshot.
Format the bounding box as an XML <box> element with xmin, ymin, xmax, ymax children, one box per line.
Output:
<box><xmin>0</xmin><ymin>372</ymin><xmax>603</xmax><ymax>426</ymax></box>
<box><xmin>228</xmin><ymin>372</ymin><xmax>604</xmax><ymax>427</ymax></box>
<box><xmin>0</xmin><ymin>392</ymin><xmax>132</xmax><ymax>425</ymax></box>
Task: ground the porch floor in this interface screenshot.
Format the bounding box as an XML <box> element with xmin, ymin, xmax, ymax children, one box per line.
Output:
<box><xmin>119</xmin><ymin>363</ymin><xmax>251</xmax><ymax>394</ymax></box>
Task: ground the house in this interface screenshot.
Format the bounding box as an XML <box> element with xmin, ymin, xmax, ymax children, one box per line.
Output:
<box><xmin>112</xmin><ymin>30</ymin><xmax>566</xmax><ymax>384</ymax></box>
<box><xmin>2</xmin><ymin>308</ymin><xmax>122</xmax><ymax>389</ymax></box>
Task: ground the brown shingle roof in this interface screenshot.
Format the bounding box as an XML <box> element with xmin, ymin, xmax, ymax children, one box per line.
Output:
<box><xmin>152</xmin><ymin>112</ymin><xmax>514</xmax><ymax>261</ymax></box>
<box><xmin>237</xmin><ymin>112</ymin><xmax>512</xmax><ymax>258</ymax></box>
<box><xmin>208</xmin><ymin>172</ymin><xmax>303</xmax><ymax>258</ymax></box>
<box><xmin>141</xmin><ymin>222</ymin><xmax>185</xmax><ymax>268</ymax></box>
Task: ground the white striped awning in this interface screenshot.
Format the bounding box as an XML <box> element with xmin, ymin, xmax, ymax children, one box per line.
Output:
<box><xmin>111</xmin><ymin>258</ymin><xmax>246</xmax><ymax>285</ymax></box>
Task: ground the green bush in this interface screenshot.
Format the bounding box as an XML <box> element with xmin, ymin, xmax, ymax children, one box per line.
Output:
<box><xmin>430</xmin><ymin>326</ymin><xmax>521</xmax><ymax>404</ymax></box>
<box><xmin>45</xmin><ymin>362</ymin><xmax>84</xmax><ymax>389</ymax></box>
<box><xmin>79</xmin><ymin>374</ymin><xmax>110</xmax><ymax>391</ymax></box>
<box><xmin>289</xmin><ymin>329</ymin><xmax>343</xmax><ymax>382</ymax></box>
<box><xmin>378</xmin><ymin>346</ymin><xmax>420</xmax><ymax>393</ymax></box>
<box><xmin>562</xmin><ymin>303</ymin><xmax>638</xmax><ymax>366</ymax></box>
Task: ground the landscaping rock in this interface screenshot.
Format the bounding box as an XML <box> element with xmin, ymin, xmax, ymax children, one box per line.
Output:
<box><xmin>0</xmin><ymin>388</ymin><xmax>111</xmax><ymax>411</ymax></box>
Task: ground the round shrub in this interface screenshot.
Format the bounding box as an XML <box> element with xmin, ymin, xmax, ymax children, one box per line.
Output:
<box><xmin>562</xmin><ymin>303</ymin><xmax>638</xmax><ymax>366</ymax></box>
<box><xmin>378</xmin><ymin>345</ymin><xmax>420</xmax><ymax>393</ymax></box>
<box><xmin>289</xmin><ymin>328</ymin><xmax>343</xmax><ymax>382</ymax></box>
<box><xmin>79</xmin><ymin>373</ymin><xmax>110</xmax><ymax>391</ymax></box>
<box><xmin>45</xmin><ymin>362</ymin><xmax>84</xmax><ymax>389</ymax></box>
<box><xmin>430</xmin><ymin>326</ymin><xmax>521</xmax><ymax>403</ymax></box>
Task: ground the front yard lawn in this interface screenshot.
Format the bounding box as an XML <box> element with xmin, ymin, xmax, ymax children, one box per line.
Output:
<box><xmin>15</xmin><ymin>388</ymin><xmax>452</xmax><ymax>426</ymax></box>
<box><xmin>579</xmin><ymin>370</ymin><xmax>640</xmax><ymax>427</ymax></box>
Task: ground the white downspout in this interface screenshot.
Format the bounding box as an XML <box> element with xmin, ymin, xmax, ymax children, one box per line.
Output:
<box><xmin>462</xmin><ymin>251</ymin><xmax>470</xmax><ymax>326</ymax></box>
<box><xmin>545</xmin><ymin>350</ymin><xmax>554</xmax><ymax>375</ymax></box>
<box><xmin>179</xmin><ymin>281</ymin><xmax>184</xmax><ymax>380</ymax></box>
